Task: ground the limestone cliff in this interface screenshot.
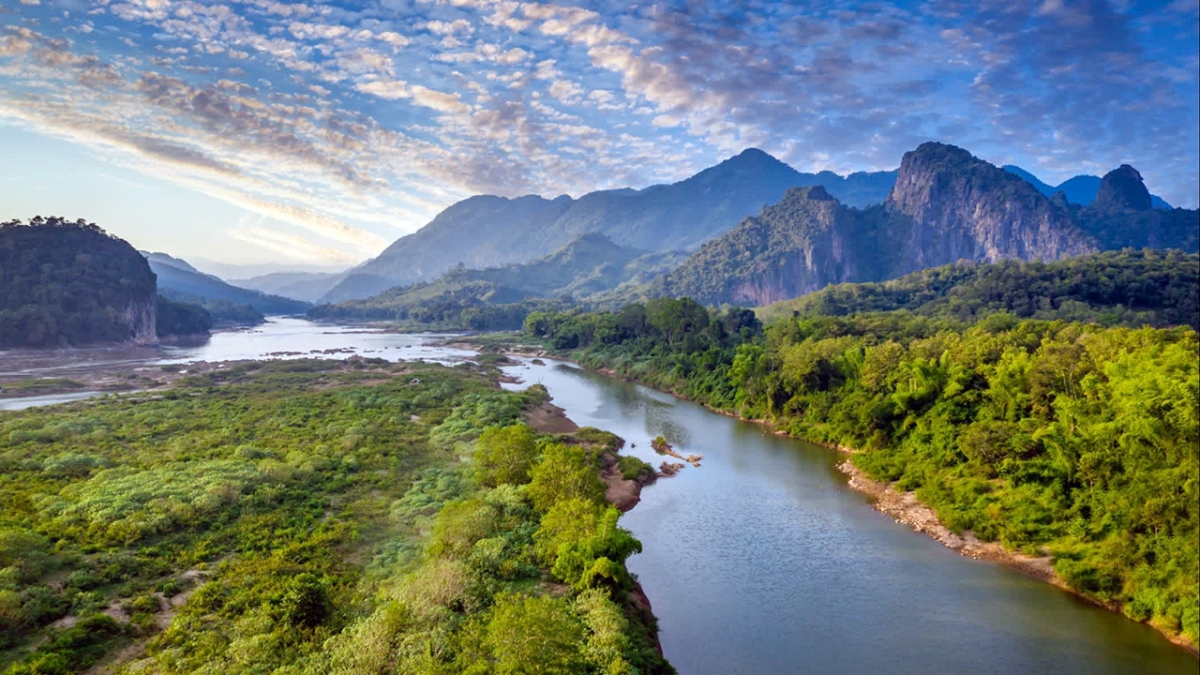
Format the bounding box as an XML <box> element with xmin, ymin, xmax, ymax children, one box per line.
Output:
<box><xmin>884</xmin><ymin>143</ymin><xmax>1095</xmax><ymax>272</ymax></box>
<box><xmin>656</xmin><ymin>143</ymin><xmax>1117</xmax><ymax>307</ymax></box>
<box><xmin>124</xmin><ymin>296</ymin><xmax>159</xmax><ymax>345</ymax></box>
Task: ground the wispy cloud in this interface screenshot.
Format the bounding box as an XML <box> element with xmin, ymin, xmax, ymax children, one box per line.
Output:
<box><xmin>0</xmin><ymin>0</ymin><xmax>1194</xmax><ymax>271</ymax></box>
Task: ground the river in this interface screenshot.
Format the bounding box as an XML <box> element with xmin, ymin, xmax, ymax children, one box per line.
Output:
<box><xmin>1</xmin><ymin>318</ymin><xmax>1195</xmax><ymax>673</ymax></box>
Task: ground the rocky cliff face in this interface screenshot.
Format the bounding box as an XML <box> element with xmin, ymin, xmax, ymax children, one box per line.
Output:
<box><xmin>884</xmin><ymin>143</ymin><xmax>1095</xmax><ymax>274</ymax></box>
<box><xmin>657</xmin><ymin>143</ymin><xmax>1109</xmax><ymax>306</ymax></box>
<box><xmin>1074</xmin><ymin>166</ymin><xmax>1199</xmax><ymax>251</ymax></box>
<box><xmin>123</xmin><ymin>296</ymin><xmax>158</xmax><ymax>345</ymax></box>
<box><xmin>655</xmin><ymin>186</ymin><xmax>876</xmax><ymax>306</ymax></box>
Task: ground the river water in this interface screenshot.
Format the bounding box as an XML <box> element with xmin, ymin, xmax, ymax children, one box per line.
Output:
<box><xmin>1</xmin><ymin>319</ymin><xmax>1195</xmax><ymax>672</ymax></box>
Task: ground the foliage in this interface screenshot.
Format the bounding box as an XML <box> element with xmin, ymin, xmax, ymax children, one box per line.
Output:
<box><xmin>155</xmin><ymin>295</ymin><xmax>213</xmax><ymax>337</ymax></box>
<box><xmin>0</xmin><ymin>217</ymin><xmax>156</xmax><ymax>348</ymax></box>
<box><xmin>759</xmin><ymin>250</ymin><xmax>1200</xmax><ymax>329</ymax></box>
<box><xmin>528</xmin><ymin>300</ymin><xmax>1200</xmax><ymax>645</ymax></box>
<box><xmin>0</xmin><ymin>358</ymin><xmax>671</xmax><ymax>674</ymax></box>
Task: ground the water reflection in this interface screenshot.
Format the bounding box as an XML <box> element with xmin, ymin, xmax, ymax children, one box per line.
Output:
<box><xmin>501</xmin><ymin>356</ymin><xmax>1197</xmax><ymax>675</ymax></box>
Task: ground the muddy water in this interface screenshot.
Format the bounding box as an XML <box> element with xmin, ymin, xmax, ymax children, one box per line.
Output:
<box><xmin>501</xmin><ymin>357</ymin><xmax>1197</xmax><ymax>675</ymax></box>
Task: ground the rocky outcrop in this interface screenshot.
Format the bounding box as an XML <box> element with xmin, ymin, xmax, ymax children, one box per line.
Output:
<box><xmin>124</xmin><ymin>296</ymin><xmax>159</xmax><ymax>345</ymax></box>
<box><xmin>657</xmin><ymin>143</ymin><xmax>1102</xmax><ymax>306</ymax></box>
<box><xmin>1092</xmin><ymin>165</ymin><xmax>1153</xmax><ymax>212</ymax></box>
<box><xmin>1075</xmin><ymin>167</ymin><xmax>1199</xmax><ymax>252</ymax></box>
<box><xmin>884</xmin><ymin>142</ymin><xmax>1095</xmax><ymax>274</ymax></box>
<box><xmin>0</xmin><ymin>218</ymin><xmax>162</xmax><ymax>348</ymax></box>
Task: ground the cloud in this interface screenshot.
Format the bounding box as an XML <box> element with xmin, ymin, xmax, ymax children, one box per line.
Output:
<box><xmin>0</xmin><ymin>0</ymin><xmax>1194</xmax><ymax>267</ymax></box>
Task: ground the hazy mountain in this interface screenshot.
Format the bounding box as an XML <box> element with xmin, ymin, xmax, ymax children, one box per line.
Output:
<box><xmin>1002</xmin><ymin>165</ymin><xmax>1172</xmax><ymax>209</ymax></box>
<box><xmin>653</xmin><ymin>142</ymin><xmax>1198</xmax><ymax>306</ymax></box>
<box><xmin>1</xmin><ymin>217</ymin><xmax>158</xmax><ymax>346</ymax></box>
<box><xmin>145</xmin><ymin>252</ymin><xmax>311</xmax><ymax>315</ymax></box>
<box><xmin>313</xmin><ymin>234</ymin><xmax>654</xmax><ymax>321</ymax></box>
<box><xmin>319</xmin><ymin>149</ymin><xmax>898</xmax><ymax>303</ymax></box>
<box><xmin>232</xmin><ymin>271</ymin><xmax>344</xmax><ymax>303</ymax></box>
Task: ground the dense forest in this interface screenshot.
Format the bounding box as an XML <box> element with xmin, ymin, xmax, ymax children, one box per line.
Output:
<box><xmin>522</xmin><ymin>294</ymin><xmax>1199</xmax><ymax>646</ymax></box>
<box><xmin>0</xmin><ymin>360</ymin><xmax>669</xmax><ymax>674</ymax></box>
<box><xmin>154</xmin><ymin>296</ymin><xmax>214</xmax><ymax>338</ymax></box>
<box><xmin>759</xmin><ymin>250</ymin><xmax>1200</xmax><ymax>329</ymax></box>
<box><xmin>0</xmin><ymin>218</ymin><xmax>157</xmax><ymax>348</ymax></box>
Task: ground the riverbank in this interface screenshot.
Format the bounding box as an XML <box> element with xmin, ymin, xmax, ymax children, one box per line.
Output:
<box><xmin>471</xmin><ymin>340</ymin><xmax>1198</xmax><ymax>656</ymax></box>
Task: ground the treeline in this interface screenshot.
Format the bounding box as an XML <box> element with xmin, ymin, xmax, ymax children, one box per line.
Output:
<box><xmin>525</xmin><ymin>301</ymin><xmax>1200</xmax><ymax>646</ymax></box>
<box><xmin>0</xmin><ymin>217</ymin><xmax>157</xmax><ymax>348</ymax></box>
<box><xmin>155</xmin><ymin>295</ymin><xmax>213</xmax><ymax>337</ymax></box>
<box><xmin>310</xmin><ymin>279</ymin><xmax>571</xmax><ymax>331</ymax></box>
<box><xmin>160</xmin><ymin>291</ymin><xmax>265</xmax><ymax>326</ymax></box>
<box><xmin>0</xmin><ymin>360</ymin><xmax>669</xmax><ymax>673</ymax></box>
<box><xmin>760</xmin><ymin>249</ymin><xmax>1200</xmax><ymax>329</ymax></box>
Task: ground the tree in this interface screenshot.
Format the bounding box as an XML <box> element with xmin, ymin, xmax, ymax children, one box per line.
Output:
<box><xmin>473</xmin><ymin>424</ymin><xmax>538</xmax><ymax>487</ymax></box>
<box><xmin>485</xmin><ymin>593</ymin><xmax>585</xmax><ymax>675</ymax></box>
<box><xmin>526</xmin><ymin>443</ymin><xmax>606</xmax><ymax>513</ymax></box>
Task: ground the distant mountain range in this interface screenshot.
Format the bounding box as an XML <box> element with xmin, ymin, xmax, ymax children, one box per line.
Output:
<box><xmin>231</xmin><ymin>271</ymin><xmax>343</xmax><ymax>303</ymax></box>
<box><xmin>314</xmin><ymin>149</ymin><xmax>901</xmax><ymax>303</ymax></box>
<box><xmin>310</xmin><ymin>233</ymin><xmax>686</xmax><ymax>325</ymax></box>
<box><xmin>145</xmin><ymin>252</ymin><xmax>311</xmax><ymax>315</ymax></box>
<box><xmin>1003</xmin><ymin>165</ymin><xmax>1172</xmax><ymax>210</ymax></box>
<box><xmin>303</xmin><ymin>148</ymin><xmax>1176</xmax><ymax>305</ymax></box>
<box><xmin>649</xmin><ymin>143</ymin><xmax>1198</xmax><ymax>306</ymax></box>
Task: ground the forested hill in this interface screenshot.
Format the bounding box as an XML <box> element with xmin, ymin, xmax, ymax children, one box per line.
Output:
<box><xmin>309</xmin><ymin>234</ymin><xmax>651</xmax><ymax>330</ymax></box>
<box><xmin>651</xmin><ymin>143</ymin><xmax>1198</xmax><ymax>307</ymax></box>
<box><xmin>146</xmin><ymin>252</ymin><xmax>311</xmax><ymax>315</ymax></box>
<box><xmin>758</xmin><ymin>250</ymin><xmax>1200</xmax><ymax>330</ymax></box>
<box><xmin>522</xmin><ymin>298</ymin><xmax>1200</xmax><ymax>648</ymax></box>
<box><xmin>0</xmin><ymin>217</ymin><xmax>158</xmax><ymax>347</ymax></box>
<box><xmin>319</xmin><ymin>149</ymin><xmax>896</xmax><ymax>302</ymax></box>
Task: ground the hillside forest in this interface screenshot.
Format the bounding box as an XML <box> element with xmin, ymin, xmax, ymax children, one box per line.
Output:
<box><xmin>521</xmin><ymin>257</ymin><xmax>1200</xmax><ymax>646</ymax></box>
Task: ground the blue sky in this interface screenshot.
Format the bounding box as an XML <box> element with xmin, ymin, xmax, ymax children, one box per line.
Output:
<box><xmin>1</xmin><ymin>0</ymin><xmax>1197</xmax><ymax>272</ymax></box>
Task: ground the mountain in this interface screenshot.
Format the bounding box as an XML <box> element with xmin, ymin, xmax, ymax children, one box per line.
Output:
<box><xmin>1002</xmin><ymin>165</ymin><xmax>1172</xmax><ymax>209</ymax></box>
<box><xmin>319</xmin><ymin>149</ymin><xmax>897</xmax><ymax>303</ymax></box>
<box><xmin>311</xmin><ymin>234</ymin><xmax>663</xmax><ymax>328</ymax></box>
<box><xmin>757</xmin><ymin>249</ymin><xmax>1199</xmax><ymax>330</ymax></box>
<box><xmin>651</xmin><ymin>142</ymin><xmax>1193</xmax><ymax>306</ymax></box>
<box><xmin>1</xmin><ymin>217</ymin><xmax>158</xmax><ymax>347</ymax></box>
<box><xmin>146</xmin><ymin>252</ymin><xmax>311</xmax><ymax>315</ymax></box>
<box><xmin>230</xmin><ymin>271</ymin><xmax>344</xmax><ymax>303</ymax></box>
<box><xmin>1074</xmin><ymin>165</ymin><xmax>1200</xmax><ymax>252</ymax></box>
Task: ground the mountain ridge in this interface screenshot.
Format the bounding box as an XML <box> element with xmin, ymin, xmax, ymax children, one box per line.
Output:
<box><xmin>317</xmin><ymin>149</ymin><xmax>899</xmax><ymax>302</ymax></box>
<box><xmin>651</xmin><ymin>142</ymin><xmax>1197</xmax><ymax>307</ymax></box>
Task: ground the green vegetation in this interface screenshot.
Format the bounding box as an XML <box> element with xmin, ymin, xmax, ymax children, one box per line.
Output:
<box><xmin>525</xmin><ymin>293</ymin><xmax>1200</xmax><ymax>645</ymax></box>
<box><xmin>0</xmin><ymin>360</ymin><xmax>669</xmax><ymax>673</ymax></box>
<box><xmin>148</xmin><ymin>252</ymin><xmax>311</xmax><ymax>317</ymax></box>
<box><xmin>308</xmin><ymin>234</ymin><xmax>680</xmax><ymax>331</ymax></box>
<box><xmin>158</xmin><ymin>291</ymin><xmax>266</xmax><ymax>327</ymax></box>
<box><xmin>759</xmin><ymin>250</ymin><xmax>1200</xmax><ymax>329</ymax></box>
<box><xmin>155</xmin><ymin>296</ymin><xmax>213</xmax><ymax>338</ymax></box>
<box><xmin>0</xmin><ymin>379</ymin><xmax>85</xmax><ymax>393</ymax></box>
<box><xmin>0</xmin><ymin>217</ymin><xmax>157</xmax><ymax>348</ymax></box>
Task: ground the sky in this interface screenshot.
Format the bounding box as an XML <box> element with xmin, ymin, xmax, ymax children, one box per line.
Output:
<box><xmin>1</xmin><ymin>0</ymin><xmax>1197</xmax><ymax>273</ymax></box>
